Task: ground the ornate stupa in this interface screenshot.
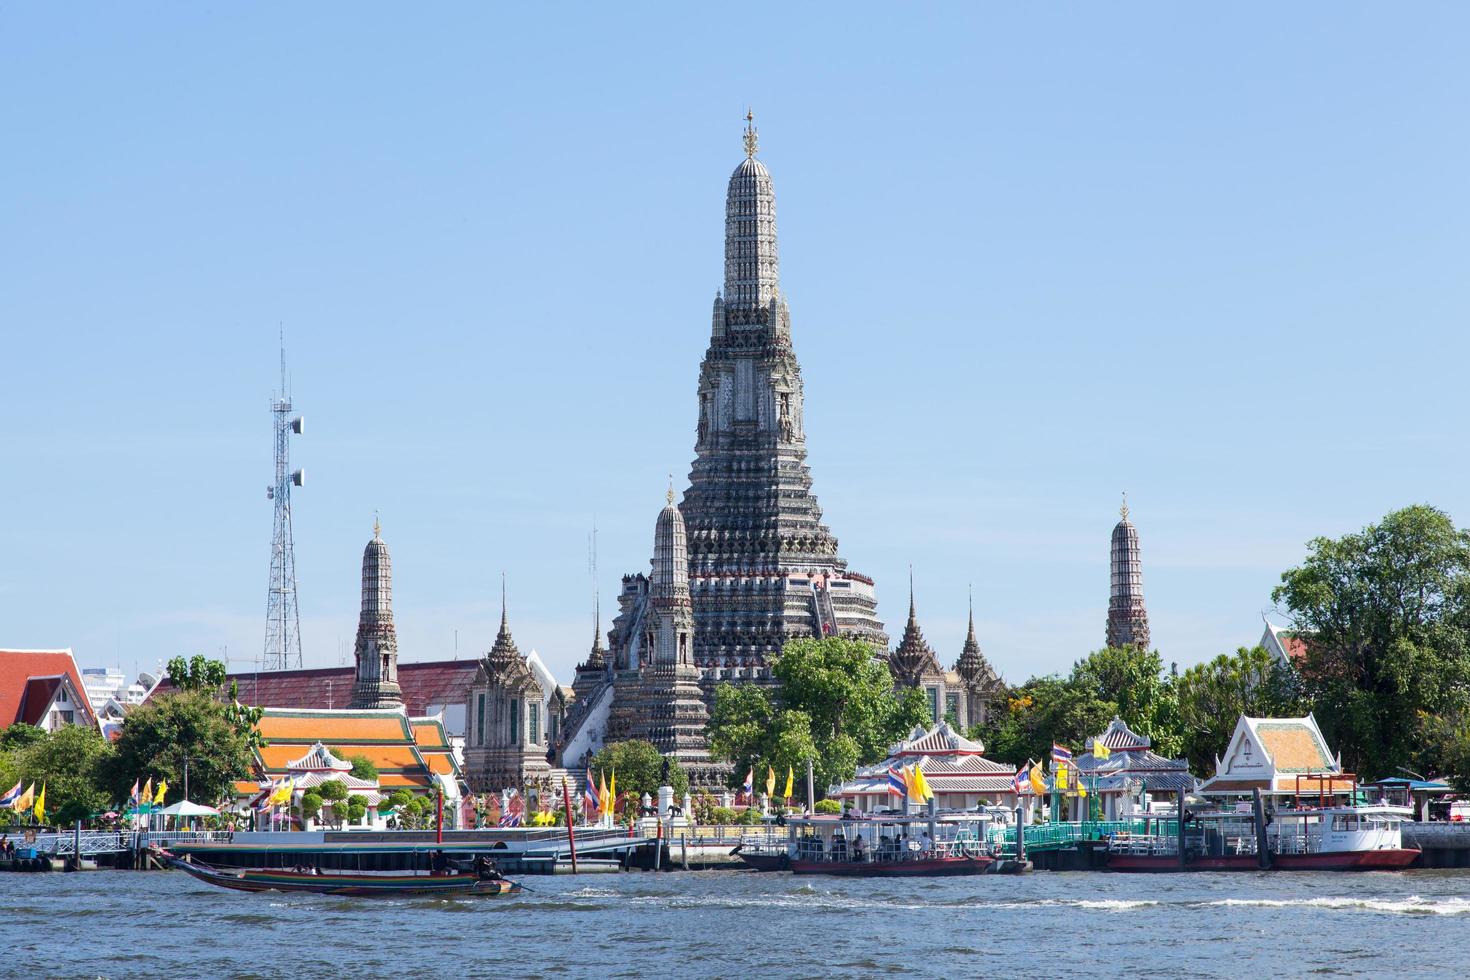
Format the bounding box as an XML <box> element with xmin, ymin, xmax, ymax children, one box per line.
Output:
<box><xmin>348</xmin><ymin>518</ymin><xmax>403</xmax><ymax>709</ymax></box>
<box><xmin>889</xmin><ymin>574</ymin><xmax>943</xmax><ymax>685</ymax></box>
<box><xmin>463</xmin><ymin>584</ymin><xmax>553</xmax><ymax>792</ymax></box>
<box><xmin>679</xmin><ymin>112</ymin><xmax>887</xmax><ymax>677</ymax></box>
<box><xmin>953</xmin><ymin>592</ymin><xmax>1005</xmax><ymax>726</ymax></box>
<box><xmin>1105</xmin><ymin>495</ymin><xmax>1152</xmax><ymax>650</ymax></box>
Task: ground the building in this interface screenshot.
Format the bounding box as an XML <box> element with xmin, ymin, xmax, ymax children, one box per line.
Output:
<box><xmin>1197</xmin><ymin>714</ymin><xmax>1353</xmax><ymax>799</ymax></box>
<box><xmin>679</xmin><ymin>113</ymin><xmax>887</xmax><ymax>679</ymax></box>
<box><xmin>1105</xmin><ymin>497</ymin><xmax>1151</xmax><ymax>650</ymax></box>
<box><xmin>1054</xmin><ymin>716</ymin><xmax>1195</xmax><ymax>819</ymax></box>
<box><xmin>1260</xmin><ymin>620</ymin><xmax>1311</xmax><ymax>668</ymax></box>
<box><xmin>462</xmin><ymin>600</ymin><xmax>559</xmax><ymax>794</ymax></box>
<box><xmin>240</xmin><ymin>741</ymin><xmax>386</xmax><ymax>829</ymax></box>
<box><xmin>578</xmin><ymin>493</ymin><xmax>722</xmax><ymax>786</ymax></box>
<box><xmin>239</xmin><ymin>707</ymin><xmax>461</xmax><ymax>817</ymax></box>
<box><xmin>348</xmin><ymin>521</ymin><xmax>403</xmax><ymax>710</ymax></box>
<box><xmin>0</xmin><ymin>649</ymin><xmax>95</xmax><ymax>732</ymax></box>
<box><xmin>828</xmin><ymin>721</ymin><xmax>1018</xmax><ymax>814</ymax></box>
<box><xmin>887</xmin><ymin>581</ymin><xmax>1005</xmax><ymax>730</ymax></box>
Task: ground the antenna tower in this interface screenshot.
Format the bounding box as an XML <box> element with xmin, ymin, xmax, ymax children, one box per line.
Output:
<box><xmin>263</xmin><ymin>335</ymin><xmax>305</xmax><ymax>670</ymax></box>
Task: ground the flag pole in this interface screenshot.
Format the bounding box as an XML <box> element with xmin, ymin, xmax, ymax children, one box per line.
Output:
<box><xmin>561</xmin><ymin>776</ymin><xmax>579</xmax><ymax>874</ymax></box>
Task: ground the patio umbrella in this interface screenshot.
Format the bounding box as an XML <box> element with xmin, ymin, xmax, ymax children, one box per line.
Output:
<box><xmin>157</xmin><ymin>800</ymin><xmax>220</xmax><ymax>818</ymax></box>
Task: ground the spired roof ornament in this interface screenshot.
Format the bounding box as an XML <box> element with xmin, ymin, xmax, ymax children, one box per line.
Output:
<box><xmin>743</xmin><ymin>107</ymin><xmax>759</xmax><ymax>158</ymax></box>
<box><xmin>479</xmin><ymin>579</ymin><xmax>538</xmax><ymax>691</ymax></box>
<box><xmin>954</xmin><ymin>588</ymin><xmax>1000</xmax><ymax>688</ymax></box>
<box><xmin>888</xmin><ymin>571</ymin><xmax>943</xmax><ymax>683</ymax></box>
<box><xmin>285</xmin><ymin>741</ymin><xmax>353</xmax><ymax>772</ymax></box>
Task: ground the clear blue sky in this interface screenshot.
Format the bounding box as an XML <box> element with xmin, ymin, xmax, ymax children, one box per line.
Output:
<box><xmin>3</xmin><ymin>4</ymin><xmax>1466</xmax><ymax>686</ymax></box>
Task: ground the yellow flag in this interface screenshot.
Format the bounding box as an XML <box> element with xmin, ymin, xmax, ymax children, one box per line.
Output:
<box><xmin>783</xmin><ymin>766</ymin><xmax>794</xmax><ymax>800</ymax></box>
<box><xmin>12</xmin><ymin>783</ymin><xmax>34</xmax><ymax>813</ymax></box>
<box><xmin>598</xmin><ymin>771</ymin><xmax>610</xmax><ymax>817</ymax></box>
<box><xmin>911</xmin><ymin>766</ymin><xmax>933</xmax><ymax>802</ymax></box>
<box><xmin>1055</xmin><ymin>764</ymin><xmax>1069</xmax><ymax>790</ymax></box>
<box><xmin>33</xmin><ymin>784</ymin><xmax>46</xmax><ymax>823</ymax></box>
<box><xmin>141</xmin><ymin>778</ymin><xmax>153</xmax><ymax>807</ymax></box>
<box><xmin>154</xmin><ymin>779</ymin><xmax>169</xmax><ymax>805</ymax></box>
<box><xmin>1093</xmin><ymin>738</ymin><xmax>1111</xmax><ymax>760</ymax></box>
<box><xmin>608</xmin><ymin>770</ymin><xmax>616</xmax><ymax>814</ymax></box>
<box><xmin>1028</xmin><ymin>762</ymin><xmax>1046</xmax><ymax>795</ymax></box>
<box><xmin>765</xmin><ymin>766</ymin><xmax>776</xmax><ymax>797</ymax></box>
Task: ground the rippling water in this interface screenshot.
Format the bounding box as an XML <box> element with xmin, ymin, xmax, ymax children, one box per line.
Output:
<box><xmin>6</xmin><ymin>869</ymin><xmax>1470</xmax><ymax>978</ymax></box>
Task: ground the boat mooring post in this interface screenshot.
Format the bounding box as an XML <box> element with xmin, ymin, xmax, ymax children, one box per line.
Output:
<box><xmin>561</xmin><ymin>776</ymin><xmax>579</xmax><ymax>874</ymax></box>
<box><xmin>1014</xmin><ymin>805</ymin><xmax>1025</xmax><ymax>864</ymax></box>
<box><xmin>1252</xmin><ymin>788</ymin><xmax>1270</xmax><ymax>870</ymax></box>
<box><xmin>436</xmin><ymin>787</ymin><xmax>444</xmax><ymax>845</ymax></box>
<box><xmin>805</xmin><ymin>759</ymin><xmax>815</xmax><ymax>816</ymax></box>
<box><xmin>72</xmin><ymin>819</ymin><xmax>81</xmax><ymax>872</ymax></box>
<box><xmin>1176</xmin><ymin>788</ymin><xmax>1188</xmax><ymax>870</ymax></box>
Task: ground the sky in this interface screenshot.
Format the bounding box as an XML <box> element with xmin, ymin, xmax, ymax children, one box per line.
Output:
<box><xmin>2</xmin><ymin>4</ymin><xmax>1467</xmax><ymax>687</ymax></box>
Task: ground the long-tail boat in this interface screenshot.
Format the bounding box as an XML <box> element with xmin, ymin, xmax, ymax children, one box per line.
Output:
<box><xmin>165</xmin><ymin>853</ymin><xmax>521</xmax><ymax>897</ymax></box>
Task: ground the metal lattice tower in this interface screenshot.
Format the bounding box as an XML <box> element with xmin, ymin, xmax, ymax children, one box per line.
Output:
<box><xmin>263</xmin><ymin>339</ymin><xmax>305</xmax><ymax>671</ymax></box>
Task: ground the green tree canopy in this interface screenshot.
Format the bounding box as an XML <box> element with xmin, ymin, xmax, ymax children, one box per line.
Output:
<box><xmin>1174</xmin><ymin>645</ymin><xmax>1305</xmax><ymax>774</ymax></box>
<box><xmin>1273</xmin><ymin>504</ymin><xmax>1470</xmax><ymax>778</ymax></box>
<box><xmin>103</xmin><ymin>691</ymin><xmax>256</xmax><ymax>806</ymax></box>
<box><xmin>589</xmin><ymin>740</ymin><xmax>689</xmax><ymax>800</ymax></box>
<box><xmin>166</xmin><ymin>655</ymin><xmax>228</xmax><ymax>693</ymax></box>
<box><xmin>707</xmin><ymin>637</ymin><xmax>931</xmax><ymax>794</ymax></box>
<box><xmin>0</xmin><ymin>723</ymin><xmax>47</xmax><ymax>753</ymax></box>
<box><xmin>11</xmin><ymin>725</ymin><xmax>115</xmax><ymax>824</ymax></box>
<box><xmin>344</xmin><ymin>754</ymin><xmax>378</xmax><ymax>781</ymax></box>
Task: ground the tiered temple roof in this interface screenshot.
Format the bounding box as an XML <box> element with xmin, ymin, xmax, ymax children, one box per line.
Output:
<box><xmin>1056</xmin><ymin>716</ymin><xmax>1196</xmax><ymax>796</ymax></box>
<box><xmin>1105</xmin><ymin>496</ymin><xmax>1151</xmax><ymax>650</ymax></box>
<box><xmin>1198</xmin><ymin>714</ymin><xmax>1350</xmax><ymax>796</ymax></box>
<box><xmin>831</xmin><ymin>722</ymin><xmax>1018</xmax><ymax>811</ymax></box>
<box><xmin>246</xmin><ymin>708</ymin><xmax>455</xmax><ymax>797</ymax></box>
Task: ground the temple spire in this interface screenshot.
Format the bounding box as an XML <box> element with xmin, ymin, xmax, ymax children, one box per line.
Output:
<box><xmin>348</xmin><ymin>522</ymin><xmax>402</xmax><ymax>709</ymax></box>
<box><xmin>743</xmin><ymin>108</ymin><xmax>759</xmax><ymax>158</ymax></box>
<box><xmin>1106</xmin><ymin>497</ymin><xmax>1151</xmax><ymax>650</ymax></box>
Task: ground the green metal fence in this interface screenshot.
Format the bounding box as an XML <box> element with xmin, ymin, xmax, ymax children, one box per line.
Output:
<box><xmin>989</xmin><ymin>818</ymin><xmax>1179</xmax><ymax>855</ymax></box>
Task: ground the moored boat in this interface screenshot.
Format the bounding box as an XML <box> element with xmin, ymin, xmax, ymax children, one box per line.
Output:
<box><xmin>1105</xmin><ymin>803</ymin><xmax>1419</xmax><ymax>872</ymax></box>
<box><xmin>777</xmin><ymin>813</ymin><xmax>1005</xmax><ymax>877</ymax></box>
<box><xmin>166</xmin><ymin>853</ymin><xmax>522</xmax><ymax>897</ymax></box>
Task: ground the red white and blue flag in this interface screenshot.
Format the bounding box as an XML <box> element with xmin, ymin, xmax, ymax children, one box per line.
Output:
<box><xmin>583</xmin><ymin>768</ymin><xmax>600</xmax><ymax>817</ymax></box>
<box><xmin>1051</xmin><ymin>744</ymin><xmax>1072</xmax><ymax>764</ymax></box>
<box><xmin>1012</xmin><ymin>765</ymin><xmax>1026</xmax><ymax>795</ymax></box>
<box><xmin>742</xmin><ymin>768</ymin><xmax>754</xmax><ymax>796</ymax></box>
<box><xmin>127</xmin><ymin>779</ymin><xmax>140</xmax><ymax>807</ymax></box>
<box><xmin>0</xmin><ymin>781</ymin><xmax>21</xmax><ymax>808</ymax></box>
<box><xmin>886</xmin><ymin>767</ymin><xmax>906</xmax><ymax>797</ymax></box>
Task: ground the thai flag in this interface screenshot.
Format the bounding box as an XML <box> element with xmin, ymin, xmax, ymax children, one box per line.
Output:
<box><xmin>0</xmin><ymin>781</ymin><xmax>20</xmax><ymax>808</ymax></box>
<box><xmin>1051</xmin><ymin>744</ymin><xmax>1072</xmax><ymax>764</ymax></box>
<box><xmin>127</xmin><ymin>779</ymin><xmax>140</xmax><ymax>807</ymax></box>
<box><xmin>886</xmin><ymin>768</ymin><xmax>906</xmax><ymax>797</ymax></box>
<box><xmin>1012</xmin><ymin>765</ymin><xmax>1025</xmax><ymax>795</ymax></box>
<box><xmin>742</xmin><ymin>768</ymin><xmax>754</xmax><ymax>796</ymax></box>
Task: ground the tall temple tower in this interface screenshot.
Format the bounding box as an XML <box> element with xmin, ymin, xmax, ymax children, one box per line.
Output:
<box><xmin>348</xmin><ymin>518</ymin><xmax>403</xmax><ymax>709</ymax></box>
<box><xmin>1105</xmin><ymin>496</ymin><xmax>1152</xmax><ymax>650</ymax></box>
<box><xmin>680</xmin><ymin>112</ymin><xmax>887</xmax><ymax>677</ymax></box>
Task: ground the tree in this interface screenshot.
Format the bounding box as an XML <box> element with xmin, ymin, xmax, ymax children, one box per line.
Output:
<box><xmin>318</xmin><ymin>779</ymin><xmax>349</xmax><ymax>828</ymax></box>
<box><xmin>344</xmin><ymin>754</ymin><xmax>378</xmax><ymax>781</ymax></box>
<box><xmin>300</xmin><ymin>792</ymin><xmax>323</xmax><ymax>822</ymax></box>
<box><xmin>345</xmin><ymin>796</ymin><xmax>368</xmax><ymax>827</ymax></box>
<box><xmin>166</xmin><ymin>655</ymin><xmax>228</xmax><ymax>693</ymax></box>
<box><xmin>12</xmin><ymin>725</ymin><xmax>115</xmax><ymax>824</ymax></box>
<box><xmin>0</xmin><ymin>723</ymin><xmax>46</xmax><ymax>753</ymax></box>
<box><xmin>708</xmin><ymin>637</ymin><xmax>931</xmax><ymax>796</ymax></box>
<box><xmin>978</xmin><ymin>675</ymin><xmax>1118</xmax><ymax>766</ymax></box>
<box><xmin>1174</xmin><ymin>645</ymin><xmax>1305</xmax><ymax>774</ymax></box>
<box><xmin>103</xmin><ymin>691</ymin><xmax>255</xmax><ymax>806</ymax></box>
<box><xmin>1070</xmin><ymin>646</ymin><xmax>1182</xmax><ymax>758</ymax></box>
<box><xmin>1274</xmin><ymin>505</ymin><xmax>1470</xmax><ymax>778</ymax></box>
<box><xmin>590</xmin><ymin>740</ymin><xmax>689</xmax><ymax>800</ymax></box>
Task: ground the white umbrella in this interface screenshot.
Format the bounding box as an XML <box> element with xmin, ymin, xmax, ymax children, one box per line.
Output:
<box><xmin>157</xmin><ymin>800</ymin><xmax>220</xmax><ymax>817</ymax></box>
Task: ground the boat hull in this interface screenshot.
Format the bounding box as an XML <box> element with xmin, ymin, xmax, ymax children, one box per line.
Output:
<box><xmin>735</xmin><ymin>852</ymin><xmax>789</xmax><ymax>872</ymax></box>
<box><xmin>169</xmin><ymin>857</ymin><xmax>520</xmax><ymax>897</ymax></box>
<box><xmin>1107</xmin><ymin>849</ymin><xmax>1421</xmax><ymax>872</ymax></box>
<box><xmin>790</xmin><ymin>855</ymin><xmax>993</xmax><ymax>877</ymax></box>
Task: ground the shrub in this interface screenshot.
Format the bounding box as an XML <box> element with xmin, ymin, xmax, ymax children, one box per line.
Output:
<box><xmin>301</xmin><ymin>793</ymin><xmax>323</xmax><ymax>820</ymax></box>
<box><xmin>814</xmin><ymin>799</ymin><xmax>841</xmax><ymax>814</ymax></box>
<box><xmin>710</xmin><ymin>806</ymin><xmax>737</xmax><ymax>825</ymax></box>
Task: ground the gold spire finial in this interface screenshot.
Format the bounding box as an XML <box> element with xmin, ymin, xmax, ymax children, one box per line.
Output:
<box><xmin>667</xmin><ymin>473</ymin><xmax>675</xmax><ymax>506</ymax></box>
<box><xmin>374</xmin><ymin>511</ymin><xmax>381</xmax><ymax>539</ymax></box>
<box><xmin>1120</xmin><ymin>492</ymin><xmax>1129</xmax><ymax>522</ymax></box>
<box><xmin>743</xmin><ymin>108</ymin><xmax>758</xmax><ymax>158</ymax></box>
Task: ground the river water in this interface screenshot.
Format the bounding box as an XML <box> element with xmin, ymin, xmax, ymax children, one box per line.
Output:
<box><xmin>5</xmin><ymin>868</ymin><xmax>1470</xmax><ymax>978</ymax></box>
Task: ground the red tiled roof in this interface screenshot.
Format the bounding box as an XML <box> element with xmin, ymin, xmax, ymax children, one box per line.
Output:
<box><xmin>0</xmin><ymin>650</ymin><xmax>95</xmax><ymax>727</ymax></box>
<box><xmin>151</xmin><ymin>659</ymin><xmax>479</xmax><ymax>715</ymax></box>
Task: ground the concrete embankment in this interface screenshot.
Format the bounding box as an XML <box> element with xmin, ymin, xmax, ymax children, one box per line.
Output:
<box><xmin>1404</xmin><ymin>823</ymin><xmax>1470</xmax><ymax>868</ymax></box>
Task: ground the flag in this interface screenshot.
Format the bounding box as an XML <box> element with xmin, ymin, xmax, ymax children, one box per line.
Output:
<box><xmin>741</xmin><ymin>768</ymin><xmax>753</xmax><ymax>796</ymax></box>
<box><xmin>34</xmin><ymin>784</ymin><xmax>46</xmax><ymax>823</ymax></box>
<box><xmin>1029</xmin><ymin>761</ymin><xmax>1046</xmax><ymax>795</ymax></box>
<box><xmin>13</xmin><ymin>783</ymin><xmax>35</xmax><ymax>813</ymax></box>
<box><xmin>142</xmin><ymin>778</ymin><xmax>153</xmax><ymax>807</ymax></box>
<box><xmin>0</xmin><ymin>781</ymin><xmax>21</xmax><ymax>808</ymax></box>
<box><xmin>154</xmin><ymin>779</ymin><xmax>168</xmax><ymax>805</ymax></box>
<box><xmin>1093</xmin><ymin>738</ymin><xmax>1111</xmax><ymax>761</ymax></box>
<box><xmin>783</xmin><ymin>766</ymin><xmax>794</xmax><ymax>801</ymax></box>
<box><xmin>1055</xmin><ymin>764</ymin><xmax>1069</xmax><ymax>790</ymax></box>
<box><xmin>598</xmin><ymin>771</ymin><xmax>610</xmax><ymax>818</ymax></box>
<box><xmin>1051</xmin><ymin>744</ymin><xmax>1072</xmax><ymax>764</ymax></box>
<box><xmin>607</xmin><ymin>771</ymin><xmax>617</xmax><ymax>816</ymax></box>
<box><xmin>584</xmin><ymin>768</ymin><xmax>600</xmax><ymax>816</ymax></box>
<box><xmin>765</xmin><ymin>766</ymin><xmax>776</xmax><ymax>798</ymax></box>
<box><xmin>1012</xmin><ymin>765</ymin><xmax>1025</xmax><ymax>796</ymax></box>
<box><xmin>911</xmin><ymin>766</ymin><xmax>933</xmax><ymax>802</ymax></box>
<box><xmin>886</xmin><ymin>768</ymin><xmax>905</xmax><ymax>797</ymax></box>
<box><xmin>127</xmin><ymin>779</ymin><xmax>140</xmax><ymax>806</ymax></box>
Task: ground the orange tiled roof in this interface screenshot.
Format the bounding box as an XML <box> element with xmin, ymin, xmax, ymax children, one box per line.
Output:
<box><xmin>258</xmin><ymin>743</ymin><xmax>425</xmax><ymax>772</ymax></box>
<box><xmin>256</xmin><ymin>710</ymin><xmax>411</xmax><ymax>744</ymax></box>
<box><xmin>1257</xmin><ymin>723</ymin><xmax>1332</xmax><ymax>772</ymax></box>
<box><xmin>0</xmin><ymin>649</ymin><xmax>95</xmax><ymax>727</ymax></box>
<box><xmin>410</xmin><ymin>720</ymin><xmax>448</xmax><ymax>749</ymax></box>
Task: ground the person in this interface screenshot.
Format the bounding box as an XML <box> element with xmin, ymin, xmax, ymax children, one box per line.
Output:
<box><xmin>431</xmin><ymin>850</ymin><xmax>449</xmax><ymax>875</ymax></box>
<box><xmin>472</xmin><ymin>854</ymin><xmax>503</xmax><ymax>881</ymax></box>
<box><xmin>852</xmin><ymin>834</ymin><xmax>866</xmax><ymax>861</ymax></box>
